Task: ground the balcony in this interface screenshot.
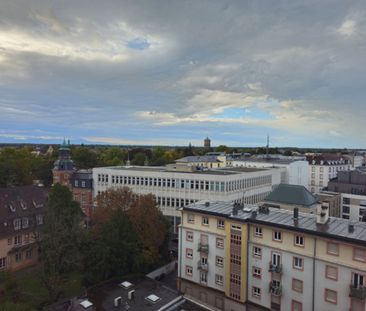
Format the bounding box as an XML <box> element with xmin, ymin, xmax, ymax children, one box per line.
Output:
<box><xmin>268</xmin><ymin>262</ymin><xmax>282</xmax><ymax>274</ymax></box>
<box><xmin>198</xmin><ymin>243</ymin><xmax>209</xmax><ymax>253</ymax></box>
<box><xmin>350</xmin><ymin>285</ymin><xmax>366</xmax><ymax>300</ymax></box>
<box><xmin>269</xmin><ymin>283</ymin><xmax>282</xmax><ymax>296</ymax></box>
<box><xmin>197</xmin><ymin>260</ymin><xmax>208</xmax><ymax>271</ymax></box>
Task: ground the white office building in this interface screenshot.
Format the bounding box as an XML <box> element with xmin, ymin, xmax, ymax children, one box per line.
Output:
<box><xmin>231</xmin><ymin>158</ymin><xmax>308</xmax><ymax>188</ymax></box>
<box><xmin>92</xmin><ymin>165</ymin><xmax>281</xmax><ymax>231</ymax></box>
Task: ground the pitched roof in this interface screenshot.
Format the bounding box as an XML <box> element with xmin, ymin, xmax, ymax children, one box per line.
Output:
<box><xmin>264</xmin><ymin>184</ymin><xmax>317</xmax><ymax>207</ymax></box>
<box><xmin>175</xmin><ymin>155</ymin><xmax>222</xmax><ymax>163</ymax></box>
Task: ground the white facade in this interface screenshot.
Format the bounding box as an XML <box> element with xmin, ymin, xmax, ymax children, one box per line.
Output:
<box><xmin>232</xmin><ymin>159</ymin><xmax>309</xmax><ymax>188</ymax></box>
<box><xmin>92</xmin><ymin>166</ymin><xmax>280</xmax><ymax>219</ymax></box>
<box><xmin>309</xmin><ymin>162</ymin><xmax>351</xmax><ymax>193</ymax></box>
<box><xmin>341</xmin><ymin>193</ymin><xmax>366</xmax><ymax>222</ymax></box>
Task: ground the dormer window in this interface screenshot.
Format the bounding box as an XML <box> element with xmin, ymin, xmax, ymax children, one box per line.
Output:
<box><xmin>9</xmin><ymin>203</ymin><xmax>15</xmax><ymax>212</ymax></box>
<box><xmin>36</xmin><ymin>215</ymin><xmax>44</xmax><ymax>225</ymax></box>
<box><xmin>22</xmin><ymin>218</ymin><xmax>29</xmax><ymax>229</ymax></box>
<box><xmin>14</xmin><ymin>219</ymin><xmax>21</xmax><ymax>230</ymax></box>
<box><xmin>20</xmin><ymin>200</ymin><xmax>27</xmax><ymax>210</ymax></box>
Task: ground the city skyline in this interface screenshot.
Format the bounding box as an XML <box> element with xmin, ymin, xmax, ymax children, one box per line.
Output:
<box><xmin>1</xmin><ymin>1</ymin><xmax>366</xmax><ymax>148</ymax></box>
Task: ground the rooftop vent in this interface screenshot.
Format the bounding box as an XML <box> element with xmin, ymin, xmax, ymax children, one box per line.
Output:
<box><xmin>205</xmin><ymin>201</ymin><xmax>210</xmax><ymax>207</ymax></box>
<box><xmin>293</xmin><ymin>207</ymin><xmax>299</xmax><ymax>220</ymax></box>
<box><xmin>79</xmin><ymin>300</ymin><xmax>93</xmax><ymax>309</ymax></box>
<box><xmin>120</xmin><ymin>281</ymin><xmax>133</xmax><ymax>289</ymax></box>
<box><xmin>145</xmin><ymin>294</ymin><xmax>161</xmax><ymax>304</ymax></box>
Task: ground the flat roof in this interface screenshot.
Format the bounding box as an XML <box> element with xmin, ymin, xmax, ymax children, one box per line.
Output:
<box><xmin>233</xmin><ymin>158</ymin><xmax>299</xmax><ymax>164</ymax></box>
<box><xmin>182</xmin><ymin>201</ymin><xmax>366</xmax><ymax>246</ymax></box>
<box><xmin>94</xmin><ymin>166</ymin><xmax>267</xmax><ymax>175</ymax></box>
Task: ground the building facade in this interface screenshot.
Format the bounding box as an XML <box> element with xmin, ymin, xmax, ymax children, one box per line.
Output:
<box><xmin>232</xmin><ymin>158</ymin><xmax>309</xmax><ymax>188</ymax></box>
<box><xmin>178</xmin><ymin>201</ymin><xmax>366</xmax><ymax>311</ymax></box>
<box><xmin>92</xmin><ymin>166</ymin><xmax>280</xmax><ymax>232</ymax></box>
<box><xmin>52</xmin><ymin>140</ymin><xmax>93</xmax><ymax>219</ymax></box>
<box><xmin>0</xmin><ymin>186</ymin><xmax>47</xmax><ymax>272</ymax></box>
<box><xmin>307</xmin><ymin>154</ymin><xmax>351</xmax><ymax>193</ymax></box>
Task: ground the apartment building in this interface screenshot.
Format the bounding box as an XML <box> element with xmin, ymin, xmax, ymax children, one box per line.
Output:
<box><xmin>92</xmin><ymin>166</ymin><xmax>280</xmax><ymax>232</ymax></box>
<box><xmin>0</xmin><ymin>186</ymin><xmax>47</xmax><ymax>271</ymax></box>
<box><xmin>232</xmin><ymin>157</ymin><xmax>309</xmax><ymax>188</ymax></box>
<box><xmin>178</xmin><ymin>201</ymin><xmax>366</xmax><ymax>311</ymax></box>
<box><xmin>328</xmin><ymin>168</ymin><xmax>366</xmax><ymax>222</ymax></box>
<box><xmin>307</xmin><ymin>154</ymin><xmax>351</xmax><ymax>193</ymax></box>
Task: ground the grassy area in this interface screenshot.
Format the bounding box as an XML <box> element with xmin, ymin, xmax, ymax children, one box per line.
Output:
<box><xmin>0</xmin><ymin>266</ymin><xmax>84</xmax><ymax>311</ymax></box>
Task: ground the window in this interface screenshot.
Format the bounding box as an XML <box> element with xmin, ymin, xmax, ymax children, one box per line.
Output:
<box><xmin>14</xmin><ymin>219</ymin><xmax>21</xmax><ymax>230</ymax></box>
<box><xmin>15</xmin><ymin>252</ymin><xmax>22</xmax><ymax>263</ymax></box>
<box><xmin>216</xmin><ymin>238</ymin><xmax>224</xmax><ymax>249</ymax></box>
<box><xmin>252</xmin><ymin>286</ymin><xmax>261</xmax><ymax>299</ymax></box>
<box><xmin>292</xmin><ymin>300</ymin><xmax>302</xmax><ymax>311</ymax></box>
<box><xmin>216</xmin><ymin>256</ymin><xmax>224</xmax><ymax>267</ymax></box>
<box><xmin>36</xmin><ymin>214</ymin><xmax>44</xmax><ymax>225</ymax></box>
<box><xmin>0</xmin><ymin>257</ymin><xmax>6</xmax><ymax>269</ymax></box>
<box><xmin>253</xmin><ymin>246</ymin><xmax>262</xmax><ymax>258</ymax></box>
<box><xmin>254</xmin><ymin>226</ymin><xmax>263</xmax><ymax>237</ymax></box>
<box><xmin>74</xmin><ymin>180</ymin><xmax>78</xmax><ymax>187</ymax></box>
<box><xmin>293</xmin><ymin>257</ymin><xmax>303</xmax><ymax>270</ymax></box>
<box><xmin>325</xmin><ymin>265</ymin><xmax>338</xmax><ymax>280</ymax></box>
<box><xmin>186</xmin><ymin>266</ymin><xmax>193</xmax><ymax>276</ymax></box>
<box><xmin>294</xmin><ymin>235</ymin><xmax>304</xmax><ymax>247</ymax></box>
<box><xmin>325</xmin><ymin>289</ymin><xmax>337</xmax><ymax>304</ymax></box>
<box><xmin>187</xmin><ymin>214</ymin><xmax>194</xmax><ymax>224</ymax></box>
<box><xmin>202</xmin><ymin>217</ymin><xmax>209</xmax><ymax>226</ymax></box>
<box><xmin>252</xmin><ymin>267</ymin><xmax>261</xmax><ymax>279</ymax></box>
<box><xmin>215</xmin><ymin>274</ymin><xmax>223</xmax><ymax>286</ymax></box>
<box><xmin>343</xmin><ymin>205</ymin><xmax>350</xmax><ymax>214</ymax></box>
<box><xmin>186</xmin><ymin>231</ymin><xmax>193</xmax><ymax>242</ymax></box>
<box><xmin>353</xmin><ymin>248</ymin><xmax>366</xmax><ymax>262</ymax></box>
<box><xmin>343</xmin><ymin>197</ymin><xmax>350</xmax><ymax>204</ymax></box>
<box><xmin>200</xmin><ymin>272</ymin><xmax>207</xmax><ymax>283</ymax></box>
<box><xmin>217</xmin><ymin>219</ymin><xmax>225</xmax><ymax>229</ymax></box>
<box><xmin>273</xmin><ymin>231</ymin><xmax>282</xmax><ymax>241</ymax></box>
<box><xmin>352</xmin><ymin>273</ymin><xmax>365</xmax><ymax>289</ymax></box>
<box><xmin>292</xmin><ymin>279</ymin><xmax>303</xmax><ymax>293</ymax></box>
<box><xmin>26</xmin><ymin>249</ymin><xmax>33</xmax><ymax>259</ymax></box>
<box><xmin>22</xmin><ymin>217</ymin><xmax>29</xmax><ymax>229</ymax></box>
<box><xmin>327</xmin><ymin>242</ymin><xmax>339</xmax><ymax>256</ymax></box>
<box><xmin>81</xmin><ymin>181</ymin><xmax>86</xmax><ymax>187</ymax></box>
<box><xmin>186</xmin><ymin>248</ymin><xmax>193</xmax><ymax>259</ymax></box>
<box><xmin>272</xmin><ymin>252</ymin><xmax>281</xmax><ymax>266</ymax></box>
<box><xmin>14</xmin><ymin>235</ymin><xmax>22</xmax><ymax>245</ymax></box>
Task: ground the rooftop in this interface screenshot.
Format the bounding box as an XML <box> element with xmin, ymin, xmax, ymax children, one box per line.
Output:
<box><xmin>233</xmin><ymin>157</ymin><xmax>302</xmax><ymax>165</ymax></box>
<box><xmin>182</xmin><ymin>201</ymin><xmax>366</xmax><ymax>246</ymax></box>
<box><xmin>95</xmin><ymin>165</ymin><xmax>266</xmax><ymax>175</ymax></box>
<box><xmin>175</xmin><ymin>155</ymin><xmax>222</xmax><ymax>163</ymax></box>
<box><xmin>264</xmin><ymin>184</ymin><xmax>317</xmax><ymax>207</ymax></box>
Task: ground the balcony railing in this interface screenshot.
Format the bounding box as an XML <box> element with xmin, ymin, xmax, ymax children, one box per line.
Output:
<box><xmin>269</xmin><ymin>283</ymin><xmax>282</xmax><ymax>296</ymax></box>
<box><xmin>198</xmin><ymin>243</ymin><xmax>209</xmax><ymax>253</ymax></box>
<box><xmin>197</xmin><ymin>260</ymin><xmax>209</xmax><ymax>271</ymax></box>
<box><xmin>268</xmin><ymin>262</ymin><xmax>282</xmax><ymax>274</ymax></box>
<box><xmin>350</xmin><ymin>285</ymin><xmax>366</xmax><ymax>300</ymax></box>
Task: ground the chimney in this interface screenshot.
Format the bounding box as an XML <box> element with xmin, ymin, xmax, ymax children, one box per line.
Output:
<box><xmin>316</xmin><ymin>202</ymin><xmax>329</xmax><ymax>225</ymax></box>
<box><xmin>348</xmin><ymin>222</ymin><xmax>355</xmax><ymax>233</ymax></box>
<box><xmin>293</xmin><ymin>207</ymin><xmax>299</xmax><ymax>220</ymax></box>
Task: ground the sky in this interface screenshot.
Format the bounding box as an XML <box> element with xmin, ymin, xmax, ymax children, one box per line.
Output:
<box><xmin>0</xmin><ymin>0</ymin><xmax>365</xmax><ymax>148</ymax></box>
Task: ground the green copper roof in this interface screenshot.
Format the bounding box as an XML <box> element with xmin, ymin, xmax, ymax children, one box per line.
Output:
<box><xmin>265</xmin><ymin>184</ymin><xmax>317</xmax><ymax>207</ymax></box>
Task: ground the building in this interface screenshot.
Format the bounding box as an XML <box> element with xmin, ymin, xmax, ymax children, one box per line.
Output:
<box><xmin>317</xmin><ymin>190</ymin><xmax>342</xmax><ymax>218</ymax></box>
<box><xmin>328</xmin><ymin>168</ymin><xmax>366</xmax><ymax>222</ymax></box>
<box><xmin>343</xmin><ymin>153</ymin><xmax>365</xmax><ymax>169</ymax></box>
<box><xmin>261</xmin><ymin>184</ymin><xmax>318</xmax><ymax>214</ymax></box>
<box><xmin>178</xmin><ymin>201</ymin><xmax>366</xmax><ymax>311</ymax></box>
<box><xmin>204</xmin><ymin>137</ymin><xmax>211</xmax><ymax>148</ymax></box>
<box><xmin>232</xmin><ymin>157</ymin><xmax>308</xmax><ymax>188</ymax></box>
<box><xmin>53</xmin><ymin>140</ymin><xmax>93</xmax><ymax>219</ymax></box>
<box><xmin>307</xmin><ymin>154</ymin><xmax>351</xmax><ymax>193</ymax></box>
<box><xmin>175</xmin><ymin>154</ymin><xmax>228</xmax><ymax>169</ymax></box>
<box><xmin>0</xmin><ymin>185</ymin><xmax>47</xmax><ymax>271</ymax></box>
<box><xmin>92</xmin><ymin>165</ymin><xmax>281</xmax><ymax>232</ymax></box>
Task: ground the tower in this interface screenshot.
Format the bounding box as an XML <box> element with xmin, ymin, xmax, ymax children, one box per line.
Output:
<box><xmin>204</xmin><ymin>137</ymin><xmax>211</xmax><ymax>148</ymax></box>
<box><xmin>52</xmin><ymin>139</ymin><xmax>75</xmax><ymax>187</ymax></box>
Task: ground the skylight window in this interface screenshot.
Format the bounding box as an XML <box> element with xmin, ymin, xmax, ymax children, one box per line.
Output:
<box><xmin>79</xmin><ymin>300</ymin><xmax>93</xmax><ymax>309</ymax></box>
<box><xmin>120</xmin><ymin>281</ymin><xmax>133</xmax><ymax>289</ymax></box>
<box><xmin>145</xmin><ymin>294</ymin><xmax>161</xmax><ymax>303</ymax></box>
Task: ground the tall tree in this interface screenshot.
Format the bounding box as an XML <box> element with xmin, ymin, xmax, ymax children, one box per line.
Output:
<box><xmin>40</xmin><ymin>184</ymin><xmax>83</xmax><ymax>301</ymax></box>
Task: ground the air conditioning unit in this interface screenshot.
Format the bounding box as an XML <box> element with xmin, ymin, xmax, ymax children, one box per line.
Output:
<box><xmin>114</xmin><ymin>297</ymin><xmax>122</xmax><ymax>307</ymax></box>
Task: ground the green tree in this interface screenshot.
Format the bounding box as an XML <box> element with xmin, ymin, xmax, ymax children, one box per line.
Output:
<box><xmin>71</xmin><ymin>147</ymin><xmax>98</xmax><ymax>169</ymax></box>
<box><xmin>131</xmin><ymin>152</ymin><xmax>147</xmax><ymax>166</ymax></box>
<box><xmin>40</xmin><ymin>184</ymin><xmax>83</xmax><ymax>302</ymax></box>
<box><xmin>98</xmin><ymin>147</ymin><xmax>126</xmax><ymax>166</ymax></box>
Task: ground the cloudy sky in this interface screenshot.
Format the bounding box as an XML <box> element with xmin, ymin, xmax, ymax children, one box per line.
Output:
<box><xmin>0</xmin><ymin>0</ymin><xmax>365</xmax><ymax>147</ymax></box>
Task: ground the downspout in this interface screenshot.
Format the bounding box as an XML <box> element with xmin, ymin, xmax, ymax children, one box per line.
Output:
<box><xmin>312</xmin><ymin>237</ymin><xmax>317</xmax><ymax>311</ymax></box>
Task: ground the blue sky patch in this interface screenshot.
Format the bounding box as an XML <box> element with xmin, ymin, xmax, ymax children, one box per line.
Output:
<box><xmin>127</xmin><ymin>38</ymin><xmax>150</xmax><ymax>50</ymax></box>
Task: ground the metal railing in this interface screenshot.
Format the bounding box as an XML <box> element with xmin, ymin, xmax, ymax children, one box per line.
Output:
<box><xmin>350</xmin><ymin>285</ymin><xmax>366</xmax><ymax>300</ymax></box>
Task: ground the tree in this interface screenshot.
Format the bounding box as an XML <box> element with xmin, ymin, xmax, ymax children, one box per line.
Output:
<box><xmin>131</xmin><ymin>152</ymin><xmax>147</xmax><ymax>166</ymax></box>
<box><xmin>40</xmin><ymin>184</ymin><xmax>83</xmax><ymax>302</ymax></box>
<box><xmin>98</xmin><ymin>147</ymin><xmax>126</xmax><ymax>166</ymax></box>
<box><xmin>71</xmin><ymin>146</ymin><xmax>98</xmax><ymax>169</ymax></box>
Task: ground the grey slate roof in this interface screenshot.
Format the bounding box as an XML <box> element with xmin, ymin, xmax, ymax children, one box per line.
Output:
<box><xmin>182</xmin><ymin>201</ymin><xmax>366</xmax><ymax>246</ymax></box>
<box><xmin>264</xmin><ymin>184</ymin><xmax>317</xmax><ymax>207</ymax></box>
<box><xmin>176</xmin><ymin>155</ymin><xmax>222</xmax><ymax>163</ymax></box>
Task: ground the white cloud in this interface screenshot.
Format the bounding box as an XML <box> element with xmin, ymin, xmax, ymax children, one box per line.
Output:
<box><xmin>338</xmin><ymin>19</ymin><xmax>356</xmax><ymax>36</ymax></box>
